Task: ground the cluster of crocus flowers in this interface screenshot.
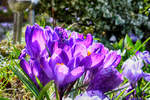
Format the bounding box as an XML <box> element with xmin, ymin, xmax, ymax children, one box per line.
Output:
<box><xmin>121</xmin><ymin>51</ymin><xmax>150</xmax><ymax>99</ymax></box>
<box><xmin>19</xmin><ymin>24</ymin><xmax>123</xmax><ymax>99</ymax></box>
<box><xmin>122</xmin><ymin>51</ymin><xmax>150</xmax><ymax>85</ymax></box>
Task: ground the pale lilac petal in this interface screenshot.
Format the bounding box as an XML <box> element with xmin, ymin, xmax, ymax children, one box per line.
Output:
<box><xmin>143</xmin><ymin>51</ymin><xmax>150</xmax><ymax>64</ymax></box>
<box><xmin>143</xmin><ymin>73</ymin><xmax>150</xmax><ymax>81</ymax></box>
<box><xmin>72</xmin><ymin>44</ymin><xmax>87</xmax><ymax>57</ymax></box>
<box><xmin>88</xmin><ymin>43</ymin><xmax>103</xmax><ymax>54</ymax></box>
<box><xmin>75</xmin><ymin>90</ymin><xmax>109</xmax><ymax>100</ymax></box>
<box><xmin>103</xmin><ymin>51</ymin><xmax>118</xmax><ymax>68</ymax></box>
<box><xmin>122</xmin><ymin>58</ymin><xmax>144</xmax><ymax>84</ymax></box>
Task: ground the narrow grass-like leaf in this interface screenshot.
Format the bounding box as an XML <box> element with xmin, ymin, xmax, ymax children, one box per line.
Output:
<box><xmin>134</xmin><ymin>36</ymin><xmax>150</xmax><ymax>53</ymax></box>
<box><xmin>55</xmin><ymin>84</ymin><xmax>59</xmax><ymax>100</ymax></box>
<box><xmin>105</xmin><ymin>84</ymin><xmax>129</xmax><ymax>95</ymax></box>
<box><xmin>0</xmin><ymin>97</ymin><xmax>9</xmax><ymax>100</ymax></box>
<box><xmin>142</xmin><ymin>82</ymin><xmax>150</xmax><ymax>91</ymax></box>
<box><xmin>37</xmin><ymin>81</ymin><xmax>54</xmax><ymax>100</ymax></box>
<box><xmin>35</xmin><ymin>76</ymin><xmax>51</xmax><ymax>100</ymax></box>
<box><xmin>0</xmin><ymin>80</ymin><xmax>9</xmax><ymax>90</ymax></box>
<box><xmin>123</xmin><ymin>88</ymin><xmax>135</xmax><ymax>98</ymax></box>
<box><xmin>10</xmin><ymin>60</ymin><xmax>39</xmax><ymax>97</ymax></box>
<box><xmin>35</xmin><ymin>76</ymin><xmax>43</xmax><ymax>89</ymax></box>
<box><xmin>134</xmin><ymin>40</ymin><xmax>142</xmax><ymax>50</ymax></box>
<box><xmin>145</xmin><ymin>95</ymin><xmax>150</xmax><ymax>98</ymax></box>
<box><xmin>115</xmin><ymin>87</ymin><xmax>128</xmax><ymax>100</ymax></box>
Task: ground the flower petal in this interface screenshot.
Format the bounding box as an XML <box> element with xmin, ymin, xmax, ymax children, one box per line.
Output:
<box><xmin>103</xmin><ymin>51</ymin><xmax>118</xmax><ymax>68</ymax></box>
<box><xmin>112</xmin><ymin>55</ymin><xmax>121</xmax><ymax>67</ymax></box>
<box><xmin>143</xmin><ymin>73</ymin><xmax>150</xmax><ymax>81</ymax></box>
<box><xmin>72</xmin><ymin>44</ymin><xmax>87</xmax><ymax>58</ymax></box>
<box><xmin>59</xmin><ymin>50</ymin><xmax>69</xmax><ymax>65</ymax></box>
<box><xmin>99</xmin><ymin>45</ymin><xmax>109</xmax><ymax>55</ymax></box>
<box><xmin>65</xmin><ymin>67</ymin><xmax>84</xmax><ymax>84</ymax></box>
<box><xmin>40</xmin><ymin>57</ymin><xmax>54</xmax><ymax>80</ymax></box>
<box><xmin>25</xmin><ymin>24</ymin><xmax>47</xmax><ymax>58</ymax></box>
<box><xmin>20</xmin><ymin>59</ymin><xmax>32</xmax><ymax>77</ymax></box>
<box><xmin>19</xmin><ymin>49</ymin><xmax>26</xmax><ymax>59</ymax></box>
<box><xmin>75</xmin><ymin>90</ymin><xmax>109</xmax><ymax>100</ymax></box>
<box><xmin>122</xmin><ymin>58</ymin><xmax>143</xmax><ymax>84</ymax></box>
<box><xmin>54</xmin><ymin>64</ymin><xmax>69</xmax><ymax>85</ymax></box>
<box><xmin>88</xmin><ymin>43</ymin><xmax>103</xmax><ymax>53</ymax></box>
<box><xmin>32</xmin><ymin>60</ymin><xmax>50</xmax><ymax>85</ymax></box>
<box><xmin>77</xmin><ymin>34</ymin><xmax>93</xmax><ymax>48</ymax></box>
<box><xmin>88</xmin><ymin>67</ymin><xmax>123</xmax><ymax>93</ymax></box>
<box><xmin>81</xmin><ymin>53</ymin><xmax>104</xmax><ymax>70</ymax></box>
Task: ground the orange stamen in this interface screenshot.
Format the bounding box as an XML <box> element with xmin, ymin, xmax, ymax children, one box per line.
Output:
<box><xmin>56</xmin><ymin>63</ymin><xmax>64</xmax><ymax>65</ymax></box>
<box><xmin>87</xmin><ymin>51</ymin><xmax>91</xmax><ymax>56</ymax></box>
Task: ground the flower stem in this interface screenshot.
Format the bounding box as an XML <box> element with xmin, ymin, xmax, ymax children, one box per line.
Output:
<box><xmin>55</xmin><ymin>85</ymin><xmax>60</xmax><ymax>100</ymax></box>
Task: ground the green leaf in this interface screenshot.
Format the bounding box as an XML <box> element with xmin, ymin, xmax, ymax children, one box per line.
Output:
<box><xmin>10</xmin><ymin>61</ymin><xmax>39</xmax><ymax>97</ymax></box>
<box><xmin>118</xmin><ymin>38</ymin><xmax>123</xmax><ymax>49</ymax></box>
<box><xmin>134</xmin><ymin>36</ymin><xmax>150</xmax><ymax>54</ymax></box>
<box><xmin>134</xmin><ymin>40</ymin><xmax>142</xmax><ymax>50</ymax></box>
<box><xmin>142</xmin><ymin>82</ymin><xmax>150</xmax><ymax>91</ymax></box>
<box><xmin>93</xmin><ymin>37</ymin><xmax>101</xmax><ymax>41</ymax></box>
<box><xmin>0</xmin><ymin>97</ymin><xmax>9</xmax><ymax>100</ymax></box>
<box><xmin>115</xmin><ymin>87</ymin><xmax>128</xmax><ymax>100</ymax></box>
<box><xmin>123</xmin><ymin>89</ymin><xmax>135</xmax><ymax>98</ymax></box>
<box><xmin>105</xmin><ymin>84</ymin><xmax>129</xmax><ymax>95</ymax></box>
<box><xmin>124</xmin><ymin>34</ymin><xmax>133</xmax><ymax>49</ymax></box>
<box><xmin>37</xmin><ymin>81</ymin><xmax>54</xmax><ymax>100</ymax></box>
<box><xmin>55</xmin><ymin>84</ymin><xmax>60</xmax><ymax>100</ymax></box>
<box><xmin>35</xmin><ymin>76</ymin><xmax>43</xmax><ymax>89</ymax></box>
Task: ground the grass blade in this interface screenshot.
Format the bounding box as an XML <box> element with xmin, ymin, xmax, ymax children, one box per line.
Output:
<box><xmin>37</xmin><ymin>81</ymin><xmax>54</xmax><ymax>100</ymax></box>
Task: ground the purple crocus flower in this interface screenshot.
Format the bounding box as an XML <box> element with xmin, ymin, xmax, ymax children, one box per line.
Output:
<box><xmin>122</xmin><ymin>53</ymin><xmax>150</xmax><ymax>85</ymax></box>
<box><xmin>136</xmin><ymin>51</ymin><xmax>150</xmax><ymax>64</ymax></box>
<box><xmin>87</xmin><ymin>67</ymin><xmax>123</xmax><ymax>93</ymax></box>
<box><xmin>53</xmin><ymin>26</ymin><xmax>75</xmax><ymax>49</ymax></box>
<box><xmin>47</xmin><ymin>44</ymin><xmax>87</xmax><ymax>88</ymax></box>
<box><xmin>40</xmin><ymin>43</ymin><xmax>88</xmax><ymax>97</ymax></box>
<box><xmin>54</xmin><ymin>26</ymin><xmax>68</xmax><ymax>40</ymax></box>
<box><xmin>20</xmin><ymin>58</ymin><xmax>51</xmax><ymax>87</ymax></box>
<box><xmin>80</xmin><ymin>43</ymin><xmax>109</xmax><ymax>70</ymax></box>
<box><xmin>84</xmin><ymin>47</ymin><xmax>122</xmax><ymax>94</ymax></box>
<box><xmin>25</xmin><ymin>24</ymin><xmax>49</xmax><ymax>59</ymax></box>
<box><xmin>86</xmin><ymin>51</ymin><xmax>123</xmax><ymax>93</ymax></box>
<box><xmin>19</xmin><ymin>24</ymin><xmax>124</xmax><ymax>100</ymax></box>
<box><xmin>70</xmin><ymin>32</ymin><xmax>93</xmax><ymax>48</ymax></box>
<box><xmin>19</xmin><ymin>24</ymin><xmax>55</xmax><ymax>88</ymax></box>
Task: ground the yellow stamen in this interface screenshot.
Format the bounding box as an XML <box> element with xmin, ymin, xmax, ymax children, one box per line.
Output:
<box><xmin>56</xmin><ymin>63</ymin><xmax>64</xmax><ymax>65</ymax></box>
<box><xmin>87</xmin><ymin>51</ymin><xmax>91</xmax><ymax>56</ymax></box>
